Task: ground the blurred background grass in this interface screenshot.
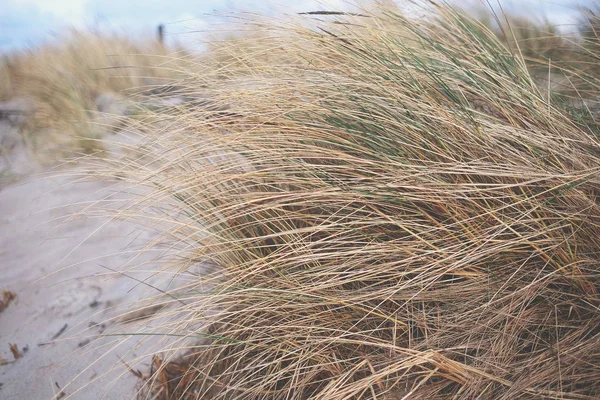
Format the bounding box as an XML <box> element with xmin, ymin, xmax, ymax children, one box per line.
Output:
<box><xmin>3</xmin><ymin>1</ymin><xmax>600</xmax><ymax>162</ymax></box>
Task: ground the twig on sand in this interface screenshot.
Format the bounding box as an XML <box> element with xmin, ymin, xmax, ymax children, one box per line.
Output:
<box><xmin>119</xmin><ymin>356</ymin><xmax>146</xmax><ymax>380</ymax></box>
<box><xmin>38</xmin><ymin>323</ymin><xmax>69</xmax><ymax>346</ymax></box>
<box><xmin>8</xmin><ymin>344</ymin><xmax>21</xmax><ymax>360</ymax></box>
<box><xmin>54</xmin><ymin>382</ymin><xmax>65</xmax><ymax>399</ymax></box>
<box><xmin>51</xmin><ymin>324</ymin><xmax>68</xmax><ymax>340</ymax></box>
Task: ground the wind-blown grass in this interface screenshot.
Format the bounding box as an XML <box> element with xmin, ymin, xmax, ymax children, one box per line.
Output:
<box><xmin>99</xmin><ymin>2</ymin><xmax>600</xmax><ymax>399</ymax></box>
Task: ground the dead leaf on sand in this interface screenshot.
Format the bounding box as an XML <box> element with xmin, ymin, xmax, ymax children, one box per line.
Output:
<box><xmin>116</xmin><ymin>305</ymin><xmax>163</xmax><ymax>324</ymax></box>
<box><xmin>0</xmin><ymin>290</ymin><xmax>16</xmax><ymax>312</ymax></box>
<box><xmin>51</xmin><ymin>324</ymin><xmax>68</xmax><ymax>340</ymax></box>
<box><xmin>9</xmin><ymin>344</ymin><xmax>21</xmax><ymax>360</ymax></box>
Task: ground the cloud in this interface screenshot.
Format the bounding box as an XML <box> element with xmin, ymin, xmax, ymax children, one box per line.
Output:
<box><xmin>0</xmin><ymin>1</ymin><xmax>65</xmax><ymax>51</ymax></box>
<box><xmin>10</xmin><ymin>0</ymin><xmax>87</xmax><ymax>21</ymax></box>
<box><xmin>84</xmin><ymin>0</ymin><xmax>252</xmax><ymax>26</ymax></box>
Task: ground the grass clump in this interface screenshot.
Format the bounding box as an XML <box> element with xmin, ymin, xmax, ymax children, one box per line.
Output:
<box><xmin>1</xmin><ymin>30</ymin><xmax>189</xmax><ymax>160</ymax></box>
<box><xmin>100</xmin><ymin>2</ymin><xmax>600</xmax><ymax>399</ymax></box>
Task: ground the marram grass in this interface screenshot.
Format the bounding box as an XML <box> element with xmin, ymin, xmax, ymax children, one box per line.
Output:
<box><xmin>105</xmin><ymin>3</ymin><xmax>600</xmax><ymax>399</ymax></box>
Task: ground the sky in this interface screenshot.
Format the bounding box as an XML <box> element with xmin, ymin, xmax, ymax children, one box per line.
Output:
<box><xmin>0</xmin><ymin>0</ymin><xmax>592</xmax><ymax>52</ymax></box>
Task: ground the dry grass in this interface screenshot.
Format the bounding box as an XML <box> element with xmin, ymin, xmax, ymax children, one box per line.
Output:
<box><xmin>82</xmin><ymin>2</ymin><xmax>600</xmax><ymax>399</ymax></box>
<box><xmin>0</xmin><ymin>30</ymin><xmax>191</xmax><ymax>160</ymax></box>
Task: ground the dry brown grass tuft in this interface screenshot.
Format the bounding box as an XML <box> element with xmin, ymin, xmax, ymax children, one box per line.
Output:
<box><xmin>91</xmin><ymin>2</ymin><xmax>600</xmax><ymax>399</ymax></box>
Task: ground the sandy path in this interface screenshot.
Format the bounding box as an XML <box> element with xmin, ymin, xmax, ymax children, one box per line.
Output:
<box><xmin>0</xmin><ymin>169</ymin><xmax>163</xmax><ymax>399</ymax></box>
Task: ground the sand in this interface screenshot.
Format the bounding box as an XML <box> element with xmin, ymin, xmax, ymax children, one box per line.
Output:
<box><xmin>0</xmin><ymin>92</ymin><xmax>195</xmax><ymax>399</ymax></box>
<box><xmin>0</xmin><ymin>168</ymin><xmax>166</xmax><ymax>399</ymax></box>
<box><xmin>0</xmin><ymin>107</ymin><xmax>177</xmax><ymax>400</ymax></box>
